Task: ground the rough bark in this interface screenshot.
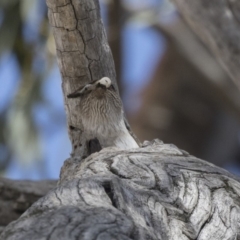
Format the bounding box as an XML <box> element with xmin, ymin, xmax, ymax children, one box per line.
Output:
<box><xmin>46</xmin><ymin>0</ymin><xmax>119</xmax><ymax>158</ymax></box>
<box><xmin>0</xmin><ymin>178</ymin><xmax>56</xmax><ymax>227</ymax></box>
<box><xmin>2</xmin><ymin>0</ymin><xmax>240</xmax><ymax>239</ymax></box>
<box><xmin>171</xmin><ymin>0</ymin><xmax>240</xmax><ymax>90</ymax></box>
<box><xmin>1</xmin><ymin>140</ymin><xmax>240</xmax><ymax>240</ymax></box>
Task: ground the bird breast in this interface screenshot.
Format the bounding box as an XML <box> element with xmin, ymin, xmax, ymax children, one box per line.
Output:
<box><xmin>80</xmin><ymin>91</ymin><xmax>123</xmax><ymax>140</ymax></box>
<box><xmin>79</xmin><ymin>88</ymin><xmax>139</xmax><ymax>150</ymax></box>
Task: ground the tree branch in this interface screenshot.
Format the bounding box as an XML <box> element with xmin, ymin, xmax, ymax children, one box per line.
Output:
<box><xmin>0</xmin><ymin>178</ymin><xmax>56</xmax><ymax>227</ymax></box>
<box><xmin>1</xmin><ymin>141</ymin><xmax>240</xmax><ymax>239</ymax></box>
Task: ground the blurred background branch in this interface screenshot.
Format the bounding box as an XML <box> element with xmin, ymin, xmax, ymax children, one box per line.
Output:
<box><xmin>0</xmin><ymin>178</ymin><xmax>56</xmax><ymax>227</ymax></box>
<box><xmin>171</xmin><ymin>0</ymin><xmax>240</xmax><ymax>90</ymax></box>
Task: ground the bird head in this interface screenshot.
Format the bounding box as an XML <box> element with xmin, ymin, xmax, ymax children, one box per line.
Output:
<box><xmin>67</xmin><ymin>77</ymin><xmax>115</xmax><ymax>99</ymax></box>
<box><xmin>67</xmin><ymin>77</ymin><xmax>122</xmax><ymax>121</ymax></box>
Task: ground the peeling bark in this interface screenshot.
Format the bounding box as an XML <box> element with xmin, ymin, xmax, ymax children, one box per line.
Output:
<box><xmin>1</xmin><ymin>141</ymin><xmax>240</xmax><ymax>240</ymax></box>
<box><xmin>171</xmin><ymin>0</ymin><xmax>240</xmax><ymax>90</ymax></box>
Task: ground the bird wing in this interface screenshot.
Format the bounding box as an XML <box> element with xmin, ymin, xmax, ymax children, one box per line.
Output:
<box><xmin>124</xmin><ymin>116</ymin><xmax>142</xmax><ymax>147</ymax></box>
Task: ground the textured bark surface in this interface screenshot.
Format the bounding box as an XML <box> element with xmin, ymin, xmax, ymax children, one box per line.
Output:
<box><xmin>2</xmin><ymin>0</ymin><xmax>240</xmax><ymax>239</ymax></box>
<box><xmin>171</xmin><ymin>0</ymin><xmax>240</xmax><ymax>90</ymax></box>
<box><xmin>1</xmin><ymin>140</ymin><xmax>240</xmax><ymax>240</ymax></box>
<box><xmin>0</xmin><ymin>178</ymin><xmax>56</xmax><ymax>227</ymax></box>
<box><xmin>46</xmin><ymin>0</ymin><xmax>119</xmax><ymax>158</ymax></box>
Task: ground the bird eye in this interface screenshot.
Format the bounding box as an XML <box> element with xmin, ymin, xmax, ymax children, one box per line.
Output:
<box><xmin>109</xmin><ymin>85</ymin><xmax>115</xmax><ymax>91</ymax></box>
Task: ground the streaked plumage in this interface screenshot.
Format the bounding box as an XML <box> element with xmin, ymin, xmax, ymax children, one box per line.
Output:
<box><xmin>68</xmin><ymin>77</ymin><xmax>139</xmax><ymax>150</ymax></box>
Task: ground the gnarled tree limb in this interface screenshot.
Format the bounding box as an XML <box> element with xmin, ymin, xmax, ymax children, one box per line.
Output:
<box><xmin>1</xmin><ymin>141</ymin><xmax>240</xmax><ymax>239</ymax></box>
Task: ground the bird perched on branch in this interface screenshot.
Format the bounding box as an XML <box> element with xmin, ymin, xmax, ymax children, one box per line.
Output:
<box><xmin>67</xmin><ymin>77</ymin><xmax>139</xmax><ymax>153</ymax></box>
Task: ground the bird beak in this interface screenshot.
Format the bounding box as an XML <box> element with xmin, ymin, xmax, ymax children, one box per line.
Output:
<box><xmin>67</xmin><ymin>77</ymin><xmax>112</xmax><ymax>99</ymax></box>
<box><xmin>67</xmin><ymin>91</ymin><xmax>83</xmax><ymax>98</ymax></box>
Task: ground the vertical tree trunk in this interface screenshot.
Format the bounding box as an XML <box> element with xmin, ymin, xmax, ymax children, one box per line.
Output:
<box><xmin>47</xmin><ymin>0</ymin><xmax>119</xmax><ymax>158</ymax></box>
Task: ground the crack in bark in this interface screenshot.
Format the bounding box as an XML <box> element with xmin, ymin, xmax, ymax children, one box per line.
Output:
<box><xmin>102</xmin><ymin>181</ymin><xmax>117</xmax><ymax>208</ymax></box>
<box><xmin>69</xmin><ymin>0</ymin><xmax>86</xmax><ymax>52</ymax></box>
<box><xmin>76</xmin><ymin>179</ymin><xmax>88</xmax><ymax>206</ymax></box>
<box><xmin>54</xmin><ymin>191</ymin><xmax>63</xmax><ymax>205</ymax></box>
<box><xmin>57</xmin><ymin>2</ymin><xmax>71</xmax><ymax>10</ymax></box>
<box><xmin>47</xmin><ymin>2</ymin><xmax>72</xmax><ymax>13</ymax></box>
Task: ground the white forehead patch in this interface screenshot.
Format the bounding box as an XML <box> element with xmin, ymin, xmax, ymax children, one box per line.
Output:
<box><xmin>98</xmin><ymin>77</ymin><xmax>112</xmax><ymax>88</ymax></box>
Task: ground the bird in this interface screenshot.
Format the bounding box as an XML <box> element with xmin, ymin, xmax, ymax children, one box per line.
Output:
<box><xmin>67</xmin><ymin>77</ymin><xmax>139</xmax><ymax>153</ymax></box>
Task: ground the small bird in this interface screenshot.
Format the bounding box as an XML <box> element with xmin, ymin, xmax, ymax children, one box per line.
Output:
<box><xmin>67</xmin><ymin>77</ymin><xmax>139</xmax><ymax>152</ymax></box>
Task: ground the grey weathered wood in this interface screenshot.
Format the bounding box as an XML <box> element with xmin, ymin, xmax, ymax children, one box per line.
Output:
<box><xmin>1</xmin><ymin>140</ymin><xmax>240</xmax><ymax>240</ymax></box>
<box><xmin>2</xmin><ymin>0</ymin><xmax>240</xmax><ymax>239</ymax></box>
<box><xmin>46</xmin><ymin>0</ymin><xmax>119</xmax><ymax>158</ymax></box>
<box><xmin>171</xmin><ymin>0</ymin><xmax>240</xmax><ymax>90</ymax></box>
<box><xmin>0</xmin><ymin>178</ymin><xmax>56</xmax><ymax>227</ymax></box>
